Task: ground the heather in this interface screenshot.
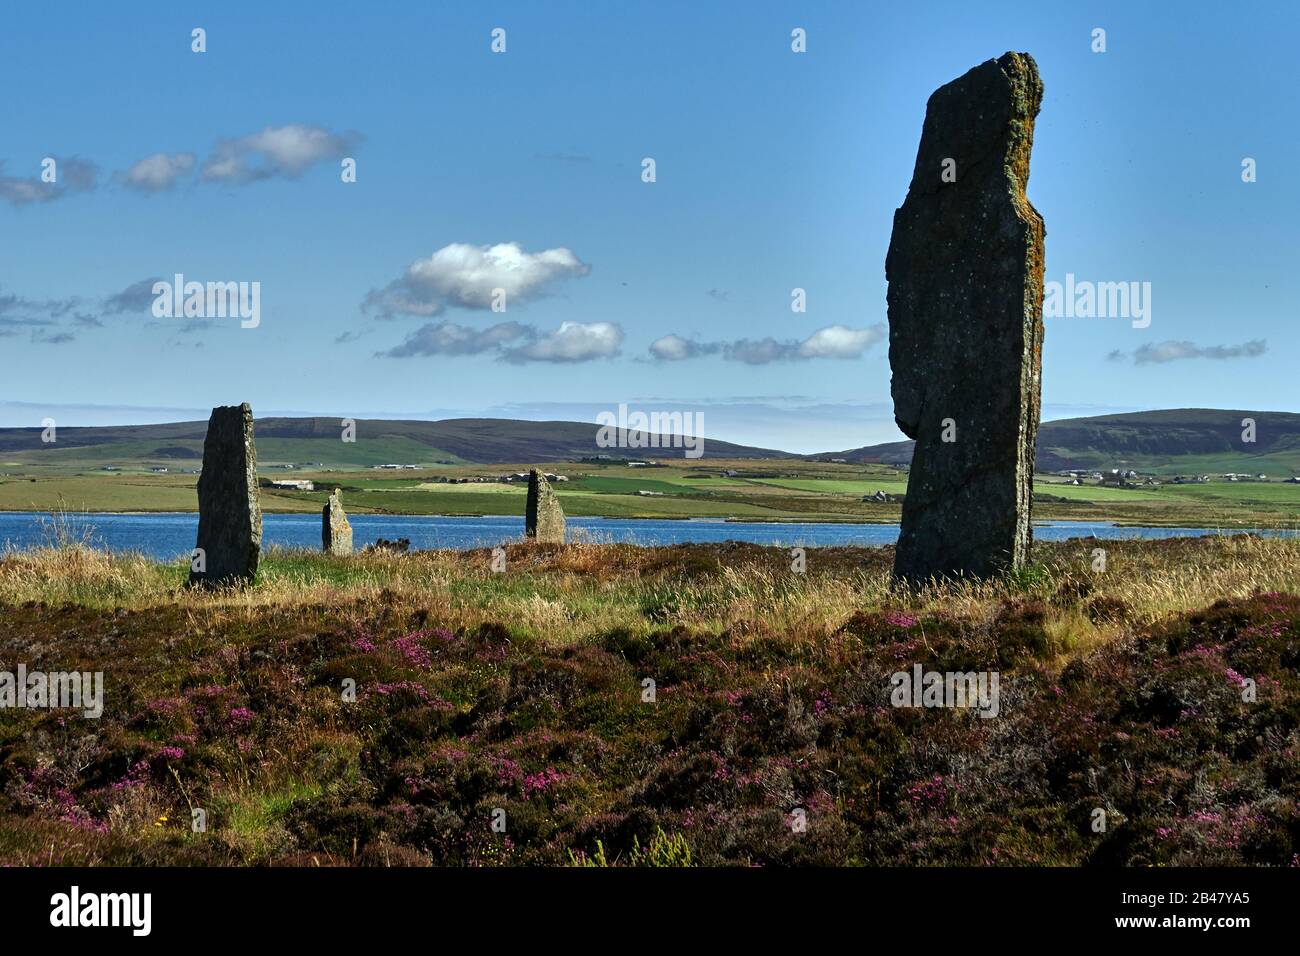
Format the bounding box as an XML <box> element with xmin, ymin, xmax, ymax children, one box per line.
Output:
<box><xmin>1</xmin><ymin>535</ymin><xmax>1298</xmax><ymax>866</ymax></box>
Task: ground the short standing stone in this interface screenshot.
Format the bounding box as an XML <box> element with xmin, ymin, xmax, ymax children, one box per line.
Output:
<box><xmin>886</xmin><ymin>52</ymin><xmax>1046</xmax><ymax>584</ymax></box>
<box><xmin>189</xmin><ymin>404</ymin><xmax>262</xmax><ymax>586</ymax></box>
<box><xmin>323</xmin><ymin>488</ymin><xmax>352</xmax><ymax>555</ymax></box>
<box><xmin>525</xmin><ymin>469</ymin><xmax>566</xmax><ymax>544</ymax></box>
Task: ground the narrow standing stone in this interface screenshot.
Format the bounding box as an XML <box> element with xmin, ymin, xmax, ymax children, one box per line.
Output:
<box><xmin>525</xmin><ymin>469</ymin><xmax>566</xmax><ymax>544</ymax></box>
<box><xmin>886</xmin><ymin>52</ymin><xmax>1046</xmax><ymax>584</ymax></box>
<box><xmin>190</xmin><ymin>403</ymin><xmax>262</xmax><ymax>586</ymax></box>
<box><xmin>323</xmin><ymin>488</ymin><xmax>353</xmax><ymax>555</ymax></box>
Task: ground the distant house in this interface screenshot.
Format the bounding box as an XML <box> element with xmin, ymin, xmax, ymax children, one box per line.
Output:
<box><xmin>269</xmin><ymin>479</ymin><xmax>315</xmax><ymax>491</ymax></box>
<box><xmin>150</xmin><ymin>466</ymin><xmax>168</xmax><ymax>473</ymax></box>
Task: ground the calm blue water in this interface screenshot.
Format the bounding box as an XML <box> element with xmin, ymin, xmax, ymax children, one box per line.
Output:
<box><xmin>0</xmin><ymin>511</ymin><xmax>1288</xmax><ymax>561</ymax></box>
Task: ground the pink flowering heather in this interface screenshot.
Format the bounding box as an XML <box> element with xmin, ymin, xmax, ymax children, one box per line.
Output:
<box><xmin>905</xmin><ymin>775</ymin><xmax>950</xmax><ymax>809</ymax></box>
<box><xmin>492</xmin><ymin>756</ymin><xmax>523</xmax><ymax>785</ymax></box>
<box><xmin>369</xmin><ymin>681</ymin><xmax>453</xmax><ymax>710</ymax></box>
<box><xmin>886</xmin><ymin>612</ymin><xmax>919</xmax><ymax>628</ymax></box>
<box><xmin>523</xmin><ymin>768</ymin><xmax>568</xmax><ymax>797</ymax></box>
<box><xmin>110</xmin><ymin>760</ymin><xmax>151</xmax><ymax>792</ymax></box>
<box><xmin>393</xmin><ymin>631</ymin><xmax>434</xmax><ymax>668</ymax></box>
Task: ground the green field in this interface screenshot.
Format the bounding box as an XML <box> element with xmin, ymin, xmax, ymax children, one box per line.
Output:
<box><xmin>4</xmin><ymin>455</ymin><xmax>1300</xmax><ymax>527</ymax></box>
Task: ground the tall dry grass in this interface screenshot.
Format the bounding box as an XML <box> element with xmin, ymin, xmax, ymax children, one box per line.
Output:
<box><xmin>4</xmin><ymin>534</ymin><xmax>1300</xmax><ymax>649</ymax></box>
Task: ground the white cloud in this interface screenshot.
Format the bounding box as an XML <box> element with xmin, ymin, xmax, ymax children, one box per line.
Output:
<box><xmin>1128</xmin><ymin>339</ymin><xmax>1267</xmax><ymax>364</ymax></box>
<box><xmin>649</xmin><ymin>334</ymin><xmax>718</xmax><ymax>361</ymax></box>
<box><xmin>380</xmin><ymin>320</ymin><xmax>533</xmax><ymax>358</ymax></box>
<box><xmin>364</xmin><ymin>241</ymin><xmax>591</xmax><ymax>318</ymax></box>
<box><xmin>0</xmin><ymin>157</ymin><xmax>98</xmax><ymax>206</ymax></box>
<box><xmin>122</xmin><ymin>153</ymin><xmax>195</xmax><ymax>192</ymax></box>
<box><xmin>649</xmin><ymin>324</ymin><xmax>885</xmax><ymax>364</ymax></box>
<box><xmin>502</xmin><ymin>321</ymin><xmax>622</xmax><ymax>364</ymax></box>
<box><xmin>201</xmin><ymin>124</ymin><xmax>358</xmax><ymax>183</ymax></box>
<box><xmin>796</xmin><ymin>324</ymin><xmax>885</xmax><ymax>359</ymax></box>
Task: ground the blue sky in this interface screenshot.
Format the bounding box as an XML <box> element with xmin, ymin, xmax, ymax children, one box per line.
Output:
<box><xmin>1</xmin><ymin>0</ymin><xmax>1296</xmax><ymax>452</ymax></box>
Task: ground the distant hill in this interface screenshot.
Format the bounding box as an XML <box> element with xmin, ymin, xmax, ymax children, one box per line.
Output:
<box><xmin>821</xmin><ymin>409</ymin><xmax>1300</xmax><ymax>476</ymax></box>
<box><xmin>0</xmin><ymin>417</ymin><xmax>790</xmax><ymax>467</ymax></box>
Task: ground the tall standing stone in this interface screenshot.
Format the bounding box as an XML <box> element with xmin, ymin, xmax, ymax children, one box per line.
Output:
<box><xmin>525</xmin><ymin>469</ymin><xmax>566</xmax><ymax>544</ymax></box>
<box><xmin>323</xmin><ymin>488</ymin><xmax>353</xmax><ymax>555</ymax></box>
<box><xmin>886</xmin><ymin>52</ymin><xmax>1045</xmax><ymax>584</ymax></box>
<box><xmin>189</xmin><ymin>404</ymin><xmax>262</xmax><ymax>587</ymax></box>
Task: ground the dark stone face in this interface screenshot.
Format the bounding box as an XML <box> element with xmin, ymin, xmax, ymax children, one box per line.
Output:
<box><xmin>887</xmin><ymin>52</ymin><xmax>1045</xmax><ymax>584</ymax></box>
<box><xmin>525</xmin><ymin>469</ymin><xmax>566</xmax><ymax>544</ymax></box>
<box><xmin>189</xmin><ymin>404</ymin><xmax>262</xmax><ymax>586</ymax></box>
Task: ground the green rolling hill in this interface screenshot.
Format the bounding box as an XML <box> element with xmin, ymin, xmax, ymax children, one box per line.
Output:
<box><xmin>0</xmin><ymin>416</ymin><xmax>787</xmax><ymax>470</ymax></box>
<box><xmin>825</xmin><ymin>409</ymin><xmax>1300</xmax><ymax>477</ymax></box>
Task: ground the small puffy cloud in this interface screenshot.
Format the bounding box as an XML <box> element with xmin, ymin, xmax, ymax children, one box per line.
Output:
<box><xmin>380</xmin><ymin>320</ymin><xmax>533</xmax><ymax>358</ymax></box>
<box><xmin>122</xmin><ymin>152</ymin><xmax>196</xmax><ymax>192</ymax></box>
<box><xmin>103</xmin><ymin>278</ymin><xmax>165</xmax><ymax>314</ymax></box>
<box><xmin>796</xmin><ymin>324</ymin><xmax>885</xmax><ymax>359</ymax></box>
<box><xmin>364</xmin><ymin>242</ymin><xmax>591</xmax><ymax>319</ymax></box>
<box><xmin>725</xmin><ymin>337</ymin><xmax>794</xmax><ymax>365</ymax></box>
<box><xmin>0</xmin><ymin>156</ymin><xmax>98</xmax><ymax>206</ymax></box>
<box><xmin>502</xmin><ymin>321</ymin><xmax>623</xmax><ymax>364</ymax></box>
<box><xmin>648</xmin><ymin>334</ymin><xmax>719</xmax><ymax>361</ymax></box>
<box><xmin>378</xmin><ymin>318</ymin><xmax>623</xmax><ymax>364</ymax></box>
<box><xmin>1126</xmin><ymin>339</ymin><xmax>1267</xmax><ymax>364</ymax></box>
<box><xmin>649</xmin><ymin>324</ymin><xmax>885</xmax><ymax>364</ymax></box>
<box><xmin>201</xmin><ymin>124</ymin><xmax>358</xmax><ymax>183</ymax></box>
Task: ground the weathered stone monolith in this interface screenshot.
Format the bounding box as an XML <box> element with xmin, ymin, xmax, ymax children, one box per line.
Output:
<box><xmin>886</xmin><ymin>52</ymin><xmax>1045</xmax><ymax>584</ymax></box>
<box><xmin>323</xmin><ymin>488</ymin><xmax>352</xmax><ymax>555</ymax></box>
<box><xmin>525</xmin><ymin>469</ymin><xmax>566</xmax><ymax>544</ymax></box>
<box><xmin>189</xmin><ymin>404</ymin><xmax>262</xmax><ymax>586</ymax></box>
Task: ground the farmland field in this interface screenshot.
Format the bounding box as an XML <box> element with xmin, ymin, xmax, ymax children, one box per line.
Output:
<box><xmin>4</xmin><ymin>456</ymin><xmax>1300</xmax><ymax>527</ymax></box>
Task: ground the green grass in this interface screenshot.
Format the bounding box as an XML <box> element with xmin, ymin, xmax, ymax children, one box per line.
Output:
<box><xmin>6</xmin><ymin>458</ymin><xmax>1300</xmax><ymax>527</ymax></box>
